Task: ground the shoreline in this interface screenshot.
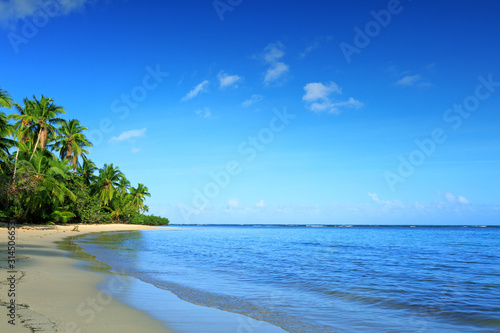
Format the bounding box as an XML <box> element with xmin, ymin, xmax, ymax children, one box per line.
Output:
<box><xmin>0</xmin><ymin>223</ymin><xmax>175</xmax><ymax>332</ymax></box>
<box><xmin>68</xmin><ymin>227</ymin><xmax>288</xmax><ymax>333</ymax></box>
<box><xmin>1</xmin><ymin>223</ymin><xmax>288</xmax><ymax>333</ymax></box>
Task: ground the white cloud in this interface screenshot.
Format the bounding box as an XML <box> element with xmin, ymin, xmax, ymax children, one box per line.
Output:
<box><xmin>368</xmin><ymin>192</ymin><xmax>404</xmax><ymax>209</ymax></box>
<box><xmin>131</xmin><ymin>147</ymin><xmax>141</xmax><ymax>153</ymax></box>
<box><xmin>264</xmin><ymin>62</ymin><xmax>289</xmax><ymax>84</ymax></box>
<box><xmin>218</xmin><ymin>71</ymin><xmax>242</xmax><ymax>89</ymax></box>
<box><xmin>263</xmin><ymin>42</ymin><xmax>285</xmax><ymax>63</ymax></box>
<box><xmin>194</xmin><ymin>107</ymin><xmax>211</xmax><ymax>118</ymax></box>
<box><xmin>445</xmin><ymin>192</ymin><xmax>470</xmax><ymax>205</ymax></box>
<box><xmin>303</xmin><ymin>82</ymin><xmax>363</xmax><ymax>114</ymax></box>
<box><xmin>445</xmin><ymin>192</ymin><xmax>456</xmax><ymax>203</ymax></box>
<box><xmin>300</xmin><ymin>41</ymin><xmax>320</xmax><ymax>59</ymax></box>
<box><xmin>181</xmin><ymin>80</ymin><xmax>209</xmax><ymax>101</ymax></box>
<box><xmin>260</xmin><ymin>42</ymin><xmax>289</xmax><ymax>85</ymax></box>
<box><xmin>396</xmin><ymin>74</ymin><xmax>431</xmax><ymax>87</ymax></box>
<box><xmin>299</xmin><ymin>36</ymin><xmax>332</xmax><ymax>59</ymax></box>
<box><xmin>109</xmin><ymin>128</ymin><xmax>146</xmax><ymax>143</ymax></box>
<box><xmin>387</xmin><ymin>65</ymin><xmax>432</xmax><ymax>87</ymax></box>
<box><xmin>303</xmin><ymin>82</ymin><xmax>340</xmax><ymax>102</ymax></box>
<box><xmin>255</xmin><ymin>199</ymin><xmax>266</xmax><ymax>208</ymax></box>
<box><xmin>242</xmin><ymin>94</ymin><xmax>264</xmax><ymax>107</ymax></box>
<box><xmin>227</xmin><ymin>198</ymin><xmax>240</xmax><ymax>209</ymax></box>
<box><xmin>396</xmin><ymin>74</ymin><xmax>423</xmax><ymax>86</ymax></box>
<box><xmin>0</xmin><ymin>0</ymin><xmax>91</xmax><ymax>26</ymax></box>
<box><xmin>368</xmin><ymin>192</ymin><xmax>381</xmax><ymax>203</ymax></box>
<box><xmin>333</xmin><ymin>97</ymin><xmax>364</xmax><ymax>109</ymax></box>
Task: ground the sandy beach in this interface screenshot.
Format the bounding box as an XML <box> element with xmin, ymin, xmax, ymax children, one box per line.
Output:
<box><xmin>0</xmin><ymin>223</ymin><xmax>174</xmax><ymax>333</ymax></box>
<box><xmin>1</xmin><ymin>223</ymin><xmax>289</xmax><ymax>333</ymax></box>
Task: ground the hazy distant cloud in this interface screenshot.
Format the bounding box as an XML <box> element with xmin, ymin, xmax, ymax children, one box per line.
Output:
<box><xmin>110</xmin><ymin>128</ymin><xmax>146</xmax><ymax>143</ymax></box>
<box><xmin>261</xmin><ymin>42</ymin><xmax>289</xmax><ymax>85</ymax></box>
<box><xmin>303</xmin><ymin>82</ymin><xmax>363</xmax><ymax>114</ymax></box>
<box><xmin>368</xmin><ymin>192</ymin><xmax>404</xmax><ymax>209</ymax></box>
<box><xmin>299</xmin><ymin>36</ymin><xmax>333</xmax><ymax>59</ymax></box>
<box><xmin>425</xmin><ymin>62</ymin><xmax>437</xmax><ymax>73</ymax></box>
<box><xmin>445</xmin><ymin>192</ymin><xmax>456</xmax><ymax>203</ymax></box>
<box><xmin>181</xmin><ymin>80</ymin><xmax>209</xmax><ymax>101</ymax></box>
<box><xmin>0</xmin><ymin>0</ymin><xmax>92</xmax><ymax>26</ymax></box>
<box><xmin>386</xmin><ymin>63</ymin><xmax>432</xmax><ymax>87</ymax></box>
<box><xmin>368</xmin><ymin>192</ymin><xmax>381</xmax><ymax>203</ymax></box>
<box><xmin>194</xmin><ymin>107</ymin><xmax>211</xmax><ymax>118</ymax></box>
<box><xmin>263</xmin><ymin>41</ymin><xmax>285</xmax><ymax>63</ymax></box>
<box><xmin>227</xmin><ymin>198</ymin><xmax>240</xmax><ymax>209</ymax></box>
<box><xmin>255</xmin><ymin>199</ymin><xmax>266</xmax><ymax>208</ymax></box>
<box><xmin>458</xmin><ymin>196</ymin><xmax>470</xmax><ymax>205</ymax></box>
<box><xmin>264</xmin><ymin>62</ymin><xmax>289</xmax><ymax>84</ymax></box>
<box><xmin>444</xmin><ymin>192</ymin><xmax>470</xmax><ymax>205</ymax></box>
<box><xmin>242</xmin><ymin>94</ymin><xmax>264</xmax><ymax>107</ymax></box>
<box><xmin>300</xmin><ymin>42</ymin><xmax>320</xmax><ymax>59</ymax></box>
<box><xmin>218</xmin><ymin>71</ymin><xmax>242</xmax><ymax>89</ymax></box>
<box><xmin>203</xmin><ymin>198</ymin><xmax>496</xmax><ymax>225</ymax></box>
<box><xmin>385</xmin><ymin>63</ymin><xmax>400</xmax><ymax>76</ymax></box>
<box><xmin>131</xmin><ymin>147</ymin><xmax>141</xmax><ymax>153</ymax></box>
<box><xmin>396</xmin><ymin>74</ymin><xmax>424</xmax><ymax>86</ymax></box>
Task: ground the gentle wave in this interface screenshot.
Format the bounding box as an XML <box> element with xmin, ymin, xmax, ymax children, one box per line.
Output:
<box><xmin>77</xmin><ymin>225</ymin><xmax>500</xmax><ymax>332</ymax></box>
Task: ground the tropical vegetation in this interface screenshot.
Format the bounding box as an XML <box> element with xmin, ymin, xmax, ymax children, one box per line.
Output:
<box><xmin>0</xmin><ymin>87</ymin><xmax>169</xmax><ymax>226</ymax></box>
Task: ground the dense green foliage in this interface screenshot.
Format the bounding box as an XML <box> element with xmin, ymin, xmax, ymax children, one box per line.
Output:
<box><xmin>127</xmin><ymin>214</ymin><xmax>170</xmax><ymax>226</ymax></box>
<box><xmin>0</xmin><ymin>88</ymin><xmax>168</xmax><ymax>225</ymax></box>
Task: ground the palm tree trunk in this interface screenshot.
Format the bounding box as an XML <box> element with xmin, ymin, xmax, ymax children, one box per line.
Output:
<box><xmin>12</xmin><ymin>147</ymin><xmax>19</xmax><ymax>180</ymax></box>
<box><xmin>67</xmin><ymin>143</ymin><xmax>74</xmax><ymax>167</ymax></box>
<box><xmin>29</xmin><ymin>128</ymin><xmax>42</xmax><ymax>161</ymax></box>
<box><xmin>12</xmin><ymin>130</ymin><xmax>27</xmax><ymax>180</ymax></box>
<box><xmin>21</xmin><ymin>205</ymin><xmax>30</xmax><ymax>221</ymax></box>
<box><xmin>40</xmin><ymin>127</ymin><xmax>47</xmax><ymax>150</ymax></box>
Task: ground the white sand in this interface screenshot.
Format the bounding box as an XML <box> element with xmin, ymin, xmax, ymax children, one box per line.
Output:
<box><xmin>0</xmin><ymin>223</ymin><xmax>174</xmax><ymax>332</ymax></box>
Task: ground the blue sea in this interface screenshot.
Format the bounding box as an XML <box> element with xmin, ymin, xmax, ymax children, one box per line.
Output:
<box><xmin>75</xmin><ymin>225</ymin><xmax>500</xmax><ymax>332</ymax></box>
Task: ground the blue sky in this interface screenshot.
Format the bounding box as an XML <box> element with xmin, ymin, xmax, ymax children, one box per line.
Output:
<box><xmin>1</xmin><ymin>0</ymin><xmax>499</xmax><ymax>224</ymax></box>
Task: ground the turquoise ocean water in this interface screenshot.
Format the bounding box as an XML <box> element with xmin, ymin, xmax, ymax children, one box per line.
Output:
<box><xmin>75</xmin><ymin>225</ymin><xmax>500</xmax><ymax>332</ymax></box>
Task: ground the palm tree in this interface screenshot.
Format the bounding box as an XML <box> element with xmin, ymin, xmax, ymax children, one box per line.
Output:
<box><xmin>129</xmin><ymin>183</ymin><xmax>151</xmax><ymax>211</ymax></box>
<box><xmin>96</xmin><ymin>164</ymin><xmax>124</xmax><ymax>206</ymax></box>
<box><xmin>0</xmin><ymin>113</ymin><xmax>15</xmax><ymax>174</ymax></box>
<box><xmin>21</xmin><ymin>95</ymin><xmax>65</xmax><ymax>158</ymax></box>
<box><xmin>9</xmin><ymin>98</ymin><xmax>36</xmax><ymax>144</ymax></box>
<box><xmin>105</xmin><ymin>193</ymin><xmax>136</xmax><ymax>222</ymax></box>
<box><xmin>0</xmin><ymin>89</ymin><xmax>15</xmax><ymax>173</ymax></box>
<box><xmin>8</xmin><ymin>98</ymin><xmax>38</xmax><ymax>179</ymax></box>
<box><xmin>54</xmin><ymin>119</ymin><xmax>92</xmax><ymax>168</ymax></box>
<box><xmin>76</xmin><ymin>157</ymin><xmax>98</xmax><ymax>186</ymax></box>
<box><xmin>118</xmin><ymin>177</ymin><xmax>131</xmax><ymax>197</ymax></box>
<box><xmin>16</xmin><ymin>150</ymin><xmax>75</xmax><ymax>221</ymax></box>
<box><xmin>0</xmin><ymin>88</ymin><xmax>14</xmax><ymax>108</ymax></box>
<box><xmin>0</xmin><ymin>112</ymin><xmax>14</xmax><ymax>159</ymax></box>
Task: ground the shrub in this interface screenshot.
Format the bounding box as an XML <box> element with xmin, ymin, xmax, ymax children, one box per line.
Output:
<box><xmin>128</xmin><ymin>214</ymin><xmax>170</xmax><ymax>226</ymax></box>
